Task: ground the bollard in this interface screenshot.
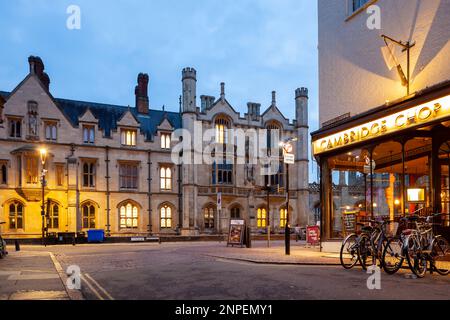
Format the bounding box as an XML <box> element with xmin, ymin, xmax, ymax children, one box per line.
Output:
<box><xmin>15</xmin><ymin>239</ymin><xmax>20</xmax><ymax>252</ymax></box>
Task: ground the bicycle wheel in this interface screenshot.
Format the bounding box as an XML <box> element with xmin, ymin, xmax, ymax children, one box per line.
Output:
<box><xmin>431</xmin><ymin>236</ymin><xmax>450</xmax><ymax>276</ymax></box>
<box><xmin>340</xmin><ymin>234</ymin><xmax>359</xmax><ymax>269</ymax></box>
<box><xmin>405</xmin><ymin>236</ymin><xmax>427</xmax><ymax>278</ymax></box>
<box><xmin>382</xmin><ymin>237</ymin><xmax>404</xmax><ymax>275</ymax></box>
<box><xmin>358</xmin><ymin>233</ymin><xmax>374</xmax><ymax>270</ymax></box>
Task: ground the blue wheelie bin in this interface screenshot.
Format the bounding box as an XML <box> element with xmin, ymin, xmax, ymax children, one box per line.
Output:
<box><xmin>87</xmin><ymin>229</ymin><xmax>105</xmax><ymax>243</ymax></box>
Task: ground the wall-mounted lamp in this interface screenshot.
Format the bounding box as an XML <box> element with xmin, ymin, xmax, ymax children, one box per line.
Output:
<box><xmin>381</xmin><ymin>35</ymin><xmax>416</xmax><ymax>96</ymax></box>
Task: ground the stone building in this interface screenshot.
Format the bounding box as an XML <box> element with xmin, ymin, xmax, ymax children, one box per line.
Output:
<box><xmin>0</xmin><ymin>56</ymin><xmax>310</xmax><ymax>239</ymax></box>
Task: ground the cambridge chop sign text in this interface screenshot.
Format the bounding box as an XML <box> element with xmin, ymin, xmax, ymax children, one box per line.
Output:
<box><xmin>313</xmin><ymin>95</ymin><xmax>450</xmax><ymax>155</ymax></box>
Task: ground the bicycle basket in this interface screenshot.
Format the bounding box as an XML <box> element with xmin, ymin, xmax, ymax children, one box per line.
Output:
<box><xmin>385</xmin><ymin>222</ymin><xmax>399</xmax><ymax>238</ymax></box>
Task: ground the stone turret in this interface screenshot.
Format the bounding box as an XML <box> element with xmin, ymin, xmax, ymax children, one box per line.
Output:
<box><xmin>135</xmin><ymin>73</ymin><xmax>149</xmax><ymax>114</ymax></box>
<box><xmin>182</xmin><ymin>67</ymin><xmax>197</xmax><ymax>113</ymax></box>
<box><xmin>295</xmin><ymin>87</ymin><xmax>308</xmax><ymax>127</ymax></box>
<box><xmin>295</xmin><ymin>87</ymin><xmax>311</xmax><ymax>225</ymax></box>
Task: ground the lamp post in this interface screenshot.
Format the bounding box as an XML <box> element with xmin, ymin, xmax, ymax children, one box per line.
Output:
<box><xmin>280</xmin><ymin>138</ymin><xmax>297</xmax><ymax>256</ymax></box>
<box><xmin>39</xmin><ymin>148</ymin><xmax>48</xmax><ymax>246</ymax></box>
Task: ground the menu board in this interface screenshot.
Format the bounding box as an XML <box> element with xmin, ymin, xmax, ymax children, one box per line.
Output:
<box><xmin>227</xmin><ymin>219</ymin><xmax>245</xmax><ymax>247</ymax></box>
<box><xmin>342</xmin><ymin>212</ymin><xmax>357</xmax><ymax>235</ymax></box>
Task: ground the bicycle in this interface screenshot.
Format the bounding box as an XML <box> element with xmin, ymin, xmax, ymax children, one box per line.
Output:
<box><xmin>340</xmin><ymin>220</ymin><xmax>376</xmax><ymax>269</ymax></box>
<box><xmin>383</xmin><ymin>214</ymin><xmax>450</xmax><ymax>278</ymax></box>
<box><xmin>358</xmin><ymin>218</ymin><xmax>398</xmax><ymax>270</ymax></box>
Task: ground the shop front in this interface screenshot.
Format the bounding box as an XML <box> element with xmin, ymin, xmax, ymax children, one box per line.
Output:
<box><xmin>312</xmin><ymin>82</ymin><xmax>450</xmax><ymax>243</ymax></box>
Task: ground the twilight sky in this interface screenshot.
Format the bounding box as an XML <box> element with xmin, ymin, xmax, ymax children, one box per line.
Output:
<box><xmin>0</xmin><ymin>0</ymin><xmax>319</xmax><ymax>181</ymax></box>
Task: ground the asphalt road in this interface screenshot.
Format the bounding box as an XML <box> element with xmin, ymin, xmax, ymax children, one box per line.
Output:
<box><xmin>23</xmin><ymin>242</ymin><xmax>450</xmax><ymax>300</ymax></box>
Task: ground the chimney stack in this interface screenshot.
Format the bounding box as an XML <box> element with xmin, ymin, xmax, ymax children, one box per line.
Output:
<box><xmin>200</xmin><ymin>95</ymin><xmax>215</xmax><ymax>112</ymax></box>
<box><xmin>28</xmin><ymin>56</ymin><xmax>50</xmax><ymax>91</ymax></box>
<box><xmin>247</xmin><ymin>102</ymin><xmax>261</xmax><ymax>121</ymax></box>
<box><xmin>135</xmin><ymin>73</ymin><xmax>149</xmax><ymax>114</ymax></box>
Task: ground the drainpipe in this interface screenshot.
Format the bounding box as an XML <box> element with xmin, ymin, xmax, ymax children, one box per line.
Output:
<box><xmin>178</xmin><ymin>163</ymin><xmax>183</xmax><ymax>234</ymax></box>
<box><xmin>147</xmin><ymin>151</ymin><xmax>153</xmax><ymax>235</ymax></box>
<box><xmin>105</xmin><ymin>146</ymin><xmax>111</xmax><ymax>237</ymax></box>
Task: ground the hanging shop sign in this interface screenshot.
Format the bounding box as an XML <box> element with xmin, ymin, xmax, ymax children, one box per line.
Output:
<box><xmin>313</xmin><ymin>95</ymin><xmax>450</xmax><ymax>155</ymax></box>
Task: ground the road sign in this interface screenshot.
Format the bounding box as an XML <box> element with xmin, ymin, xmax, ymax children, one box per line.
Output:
<box><xmin>284</xmin><ymin>153</ymin><xmax>295</xmax><ymax>164</ymax></box>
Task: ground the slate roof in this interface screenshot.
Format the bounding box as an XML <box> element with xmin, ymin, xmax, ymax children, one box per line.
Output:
<box><xmin>0</xmin><ymin>91</ymin><xmax>181</xmax><ymax>141</ymax></box>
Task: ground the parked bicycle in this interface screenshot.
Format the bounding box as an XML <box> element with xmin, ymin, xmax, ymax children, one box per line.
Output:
<box><xmin>382</xmin><ymin>214</ymin><xmax>450</xmax><ymax>278</ymax></box>
<box><xmin>0</xmin><ymin>222</ymin><xmax>7</xmax><ymax>259</ymax></box>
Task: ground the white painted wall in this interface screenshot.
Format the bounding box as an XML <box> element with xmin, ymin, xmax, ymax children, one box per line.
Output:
<box><xmin>318</xmin><ymin>0</ymin><xmax>450</xmax><ymax>126</ymax></box>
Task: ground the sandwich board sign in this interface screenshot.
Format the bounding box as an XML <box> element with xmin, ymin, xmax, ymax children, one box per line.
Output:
<box><xmin>227</xmin><ymin>219</ymin><xmax>245</xmax><ymax>247</ymax></box>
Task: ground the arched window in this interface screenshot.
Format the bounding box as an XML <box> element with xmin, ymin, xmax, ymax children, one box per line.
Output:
<box><xmin>257</xmin><ymin>208</ymin><xmax>267</xmax><ymax>228</ymax></box>
<box><xmin>215</xmin><ymin>116</ymin><xmax>230</xmax><ymax>144</ymax></box>
<box><xmin>160</xmin><ymin>166</ymin><xmax>172</xmax><ymax>190</ymax></box>
<box><xmin>266</xmin><ymin>121</ymin><xmax>282</xmax><ymax>151</ymax></box>
<box><xmin>48</xmin><ymin>203</ymin><xmax>59</xmax><ymax>229</ymax></box>
<box><xmin>280</xmin><ymin>208</ymin><xmax>288</xmax><ymax>228</ymax></box>
<box><xmin>230</xmin><ymin>207</ymin><xmax>240</xmax><ymax>219</ymax></box>
<box><xmin>82</xmin><ymin>202</ymin><xmax>96</xmax><ymax>229</ymax></box>
<box><xmin>160</xmin><ymin>204</ymin><xmax>173</xmax><ymax>229</ymax></box>
<box><xmin>119</xmin><ymin>202</ymin><xmax>139</xmax><ymax>229</ymax></box>
<box><xmin>9</xmin><ymin>201</ymin><xmax>24</xmax><ymax>230</ymax></box>
<box><xmin>204</xmin><ymin>206</ymin><xmax>215</xmax><ymax>229</ymax></box>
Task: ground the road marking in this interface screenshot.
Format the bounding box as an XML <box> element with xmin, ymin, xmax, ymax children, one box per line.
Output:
<box><xmin>84</xmin><ymin>273</ymin><xmax>114</xmax><ymax>300</ymax></box>
<box><xmin>81</xmin><ymin>274</ymin><xmax>104</xmax><ymax>300</ymax></box>
<box><xmin>7</xmin><ymin>274</ymin><xmax>60</xmax><ymax>281</ymax></box>
<box><xmin>49</xmin><ymin>252</ymin><xmax>84</xmax><ymax>300</ymax></box>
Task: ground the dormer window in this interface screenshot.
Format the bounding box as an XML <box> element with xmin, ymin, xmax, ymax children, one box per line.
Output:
<box><xmin>83</xmin><ymin>125</ymin><xmax>95</xmax><ymax>144</ymax></box>
<box><xmin>161</xmin><ymin>133</ymin><xmax>171</xmax><ymax>150</ymax></box>
<box><xmin>8</xmin><ymin>118</ymin><xmax>22</xmax><ymax>138</ymax></box>
<box><xmin>121</xmin><ymin>129</ymin><xmax>137</xmax><ymax>147</ymax></box>
<box><xmin>45</xmin><ymin>121</ymin><xmax>57</xmax><ymax>141</ymax></box>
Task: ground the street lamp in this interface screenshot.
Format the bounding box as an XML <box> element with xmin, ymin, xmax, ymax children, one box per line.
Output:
<box><xmin>279</xmin><ymin>137</ymin><xmax>297</xmax><ymax>256</ymax></box>
<box><xmin>39</xmin><ymin>147</ymin><xmax>48</xmax><ymax>246</ymax></box>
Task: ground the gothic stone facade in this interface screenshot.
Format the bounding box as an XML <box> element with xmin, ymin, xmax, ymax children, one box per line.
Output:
<box><xmin>0</xmin><ymin>56</ymin><xmax>310</xmax><ymax>238</ymax></box>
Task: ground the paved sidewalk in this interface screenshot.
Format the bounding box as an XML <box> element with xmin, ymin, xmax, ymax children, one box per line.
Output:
<box><xmin>0</xmin><ymin>250</ymin><xmax>70</xmax><ymax>300</ymax></box>
<box><xmin>204</xmin><ymin>241</ymin><xmax>341</xmax><ymax>265</ymax></box>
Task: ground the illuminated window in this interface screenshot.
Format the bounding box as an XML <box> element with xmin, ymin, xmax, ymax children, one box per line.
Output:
<box><xmin>160</xmin><ymin>166</ymin><xmax>172</xmax><ymax>190</ymax></box>
<box><xmin>8</xmin><ymin>118</ymin><xmax>22</xmax><ymax>138</ymax></box>
<box><xmin>82</xmin><ymin>203</ymin><xmax>96</xmax><ymax>229</ymax></box>
<box><xmin>120</xmin><ymin>163</ymin><xmax>138</xmax><ymax>189</ymax></box>
<box><xmin>48</xmin><ymin>203</ymin><xmax>59</xmax><ymax>229</ymax></box>
<box><xmin>9</xmin><ymin>201</ymin><xmax>24</xmax><ymax>230</ymax></box>
<box><xmin>45</xmin><ymin>122</ymin><xmax>57</xmax><ymax>141</ymax></box>
<box><xmin>119</xmin><ymin>203</ymin><xmax>139</xmax><ymax>229</ymax></box>
<box><xmin>55</xmin><ymin>164</ymin><xmax>65</xmax><ymax>187</ymax></box>
<box><xmin>257</xmin><ymin>208</ymin><xmax>267</xmax><ymax>228</ymax></box>
<box><xmin>204</xmin><ymin>206</ymin><xmax>215</xmax><ymax>229</ymax></box>
<box><xmin>280</xmin><ymin>208</ymin><xmax>288</xmax><ymax>228</ymax></box>
<box><xmin>25</xmin><ymin>156</ymin><xmax>39</xmax><ymax>184</ymax></box>
<box><xmin>83</xmin><ymin>126</ymin><xmax>95</xmax><ymax>144</ymax></box>
<box><xmin>160</xmin><ymin>204</ymin><xmax>172</xmax><ymax>229</ymax></box>
<box><xmin>161</xmin><ymin>133</ymin><xmax>171</xmax><ymax>150</ymax></box>
<box><xmin>121</xmin><ymin>129</ymin><xmax>137</xmax><ymax>146</ymax></box>
<box><xmin>215</xmin><ymin>117</ymin><xmax>230</xmax><ymax>144</ymax></box>
<box><xmin>82</xmin><ymin>162</ymin><xmax>96</xmax><ymax>188</ymax></box>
